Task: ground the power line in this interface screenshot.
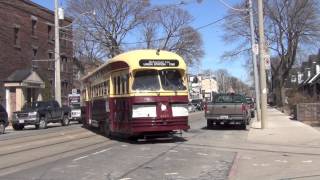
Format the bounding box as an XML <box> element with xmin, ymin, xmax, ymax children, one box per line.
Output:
<box><xmin>217</xmin><ymin>0</ymin><xmax>248</xmax><ymax>12</ymax></box>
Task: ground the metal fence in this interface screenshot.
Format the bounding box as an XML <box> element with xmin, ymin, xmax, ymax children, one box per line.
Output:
<box><xmin>297</xmin><ymin>103</ymin><xmax>320</xmax><ymax>126</ymax></box>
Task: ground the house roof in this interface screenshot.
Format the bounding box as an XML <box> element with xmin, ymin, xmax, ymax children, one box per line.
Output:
<box><xmin>4</xmin><ymin>69</ymin><xmax>42</xmax><ymax>83</ymax></box>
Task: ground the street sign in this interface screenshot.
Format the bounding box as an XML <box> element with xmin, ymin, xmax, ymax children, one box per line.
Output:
<box><xmin>264</xmin><ymin>54</ymin><xmax>271</xmax><ymax>70</ymax></box>
<box><xmin>253</xmin><ymin>44</ymin><xmax>259</xmax><ymax>55</ymax></box>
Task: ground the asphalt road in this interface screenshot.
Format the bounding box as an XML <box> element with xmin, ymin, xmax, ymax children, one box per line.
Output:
<box><xmin>0</xmin><ymin>112</ymin><xmax>250</xmax><ymax>180</ymax></box>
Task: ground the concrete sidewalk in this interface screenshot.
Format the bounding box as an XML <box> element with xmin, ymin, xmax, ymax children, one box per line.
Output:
<box><xmin>249</xmin><ymin>107</ymin><xmax>320</xmax><ymax>146</ymax></box>
<box><xmin>230</xmin><ymin>107</ymin><xmax>320</xmax><ymax>180</ymax></box>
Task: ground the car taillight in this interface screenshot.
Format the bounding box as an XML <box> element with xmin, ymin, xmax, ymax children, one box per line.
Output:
<box><xmin>242</xmin><ymin>104</ymin><xmax>246</xmax><ymax>113</ymax></box>
<box><xmin>204</xmin><ymin>102</ymin><xmax>208</xmax><ymax>112</ymax></box>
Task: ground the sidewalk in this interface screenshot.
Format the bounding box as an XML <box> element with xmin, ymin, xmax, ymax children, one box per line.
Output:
<box><xmin>230</xmin><ymin>107</ymin><xmax>320</xmax><ymax>180</ymax></box>
<box><xmin>249</xmin><ymin>107</ymin><xmax>320</xmax><ymax>146</ymax></box>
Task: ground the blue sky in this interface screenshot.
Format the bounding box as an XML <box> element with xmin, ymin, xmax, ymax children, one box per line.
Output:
<box><xmin>31</xmin><ymin>0</ymin><xmax>247</xmax><ymax>81</ymax></box>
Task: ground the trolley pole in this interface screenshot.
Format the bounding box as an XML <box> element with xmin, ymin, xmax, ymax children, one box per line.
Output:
<box><xmin>257</xmin><ymin>0</ymin><xmax>267</xmax><ymax>129</ymax></box>
<box><xmin>248</xmin><ymin>0</ymin><xmax>261</xmax><ymax>122</ymax></box>
<box><xmin>54</xmin><ymin>0</ymin><xmax>62</xmax><ymax>106</ymax></box>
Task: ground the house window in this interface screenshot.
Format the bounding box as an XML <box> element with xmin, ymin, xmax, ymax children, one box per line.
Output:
<box><xmin>48</xmin><ymin>25</ymin><xmax>53</xmax><ymax>41</ymax></box>
<box><xmin>48</xmin><ymin>52</ymin><xmax>53</xmax><ymax>59</ymax></box>
<box><xmin>14</xmin><ymin>27</ymin><xmax>20</xmax><ymax>46</ymax></box>
<box><xmin>31</xmin><ymin>19</ymin><xmax>37</xmax><ymax>36</ymax></box>
<box><xmin>32</xmin><ymin>48</ymin><xmax>38</xmax><ymax>57</ymax></box>
<box><xmin>291</xmin><ymin>75</ymin><xmax>296</xmax><ymax>83</ymax></box>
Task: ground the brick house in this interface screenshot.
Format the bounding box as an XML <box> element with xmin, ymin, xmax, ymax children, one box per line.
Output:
<box><xmin>0</xmin><ymin>0</ymin><xmax>73</xmax><ymax>111</ymax></box>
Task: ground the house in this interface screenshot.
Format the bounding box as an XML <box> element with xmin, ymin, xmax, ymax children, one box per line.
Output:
<box><xmin>0</xmin><ymin>0</ymin><xmax>73</xmax><ymax>115</ymax></box>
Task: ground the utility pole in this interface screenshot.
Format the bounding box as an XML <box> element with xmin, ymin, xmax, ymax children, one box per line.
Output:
<box><xmin>257</xmin><ymin>0</ymin><xmax>267</xmax><ymax>129</ymax></box>
<box><xmin>54</xmin><ymin>0</ymin><xmax>61</xmax><ymax>105</ymax></box>
<box><xmin>248</xmin><ymin>0</ymin><xmax>261</xmax><ymax>122</ymax></box>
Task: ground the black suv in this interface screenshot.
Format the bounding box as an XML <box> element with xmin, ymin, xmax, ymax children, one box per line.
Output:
<box><xmin>0</xmin><ymin>104</ymin><xmax>9</xmax><ymax>134</ymax></box>
<box><xmin>12</xmin><ymin>100</ymin><xmax>70</xmax><ymax>130</ymax></box>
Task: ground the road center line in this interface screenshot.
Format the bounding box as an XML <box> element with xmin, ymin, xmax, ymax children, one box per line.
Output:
<box><xmin>73</xmin><ymin>155</ymin><xmax>89</xmax><ymax>161</ymax></box>
<box><xmin>92</xmin><ymin>148</ymin><xmax>112</xmax><ymax>155</ymax></box>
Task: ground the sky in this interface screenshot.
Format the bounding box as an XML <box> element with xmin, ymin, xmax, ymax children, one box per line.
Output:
<box><xmin>31</xmin><ymin>0</ymin><xmax>248</xmax><ymax>81</ymax></box>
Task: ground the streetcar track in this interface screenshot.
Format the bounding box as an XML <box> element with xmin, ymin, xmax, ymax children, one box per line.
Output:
<box><xmin>0</xmin><ymin>133</ymin><xmax>98</xmax><ymax>157</ymax></box>
<box><xmin>0</xmin><ymin>128</ymin><xmax>88</xmax><ymax>147</ymax></box>
<box><xmin>0</xmin><ymin>125</ymin><xmax>83</xmax><ymax>142</ymax></box>
<box><xmin>117</xmin><ymin>131</ymin><xmax>205</xmax><ymax>179</ymax></box>
<box><xmin>0</xmin><ymin>139</ymin><xmax>115</xmax><ymax>175</ymax></box>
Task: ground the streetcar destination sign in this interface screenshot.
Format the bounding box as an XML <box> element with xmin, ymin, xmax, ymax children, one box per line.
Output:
<box><xmin>139</xmin><ymin>59</ymin><xmax>179</xmax><ymax>67</ymax></box>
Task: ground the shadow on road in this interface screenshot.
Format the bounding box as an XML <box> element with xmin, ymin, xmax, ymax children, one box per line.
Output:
<box><xmin>202</xmin><ymin>125</ymin><xmax>247</xmax><ymax>131</ymax></box>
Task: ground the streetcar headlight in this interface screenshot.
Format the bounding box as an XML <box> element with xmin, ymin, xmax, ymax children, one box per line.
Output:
<box><xmin>160</xmin><ymin>104</ymin><xmax>167</xmax><ymax>111</ymax></box>
<box><xmin>132</xmin><ymin>105</ymin><xmax>157</xmax><ymax>118</ymax></box>
<box><xmin>172</xmin><ymin>104</ymin><xmax>189</xmax><ymax>117</ymax></box>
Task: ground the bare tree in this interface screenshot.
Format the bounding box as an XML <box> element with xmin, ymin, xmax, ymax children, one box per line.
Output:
<box><xmin>140</xmin><ymin>6</ymin><xmax>204</xmax><ymax>66</ymax></box>
<box><xmin>222</xmin><ymin>0</ymin><xmax>320</xmax><ymax>106</ymax></box>
<box><xmin>73</xmin><ymin>30</ymin><xmax>107</xmax><ymax>62</ymax></box>
<box><xmin>214</xmin><ymin>69</ymin><xmax>251</xmax><ymax>95</ymax></box>
<box><xmin>67</xmin><ymin>0</ymin><xmax>149</xmax><ymax>58</ymax></box>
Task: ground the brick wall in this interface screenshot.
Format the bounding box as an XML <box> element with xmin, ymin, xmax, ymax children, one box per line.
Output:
<box><xmin>0</xmin><ymin>0</ymin><xmax>73</xmax><ymax>104</ymax></box>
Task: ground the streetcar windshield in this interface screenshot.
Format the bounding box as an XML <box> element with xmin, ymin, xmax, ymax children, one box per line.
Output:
<box><xmin>160</xmin><ymin>69</ymin><xmax>186</xmax><ymax>90</ymax></box>
<box><xmin>132</xmin><ymin>70</ymin><xmax>160</xmax><ymax>91</ymax></box>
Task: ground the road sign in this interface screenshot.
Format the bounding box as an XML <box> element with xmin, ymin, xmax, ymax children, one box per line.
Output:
<box><xmin>264</xmin><ymin>54</ymin><xmax>271</xmax><ymax>70</ymax></box>
<box><xmin>253</xmin><ymin>44</ymin><xmax>259</xmax><ymax>55</ymax></box>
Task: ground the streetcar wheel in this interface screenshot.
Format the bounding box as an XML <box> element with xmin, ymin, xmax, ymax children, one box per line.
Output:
<box><xmin>61</xmin><ymin>115</ymin><xmax>69</xmax><ymax>126</ymax></box>
<box><xmin>0</xmin><ymin>122</ymin><xmax>5</xmax><ymax>134</ymax></box>
<box><xmin>104</xmin><ymin>120</ymin><xmax>111</xmax><ymax>137</ymax></box>
<box><xmin>39</xmin><ymin>117</ymin><xmax>47</xmax><ymax>129</ymax></box>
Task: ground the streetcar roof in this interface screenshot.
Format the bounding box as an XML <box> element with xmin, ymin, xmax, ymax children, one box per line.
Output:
<box><xmin>82</xmin><ymin>49</ymin><xmax>187</xmax><ymax>81</ymax></box>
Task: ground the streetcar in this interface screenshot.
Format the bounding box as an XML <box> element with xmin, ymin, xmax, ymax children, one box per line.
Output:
<box><xmin>81</xmin><ymin>49</ymin><xmax>189</xmax><ymax>139</ymax></box>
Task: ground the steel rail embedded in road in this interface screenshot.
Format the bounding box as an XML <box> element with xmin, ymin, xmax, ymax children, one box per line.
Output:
<box><xmin>0</xmin><ymin>132</ymin><xmax>96</xmax><ymax>157</ymax></box>
<box><xmin>0</xmin><ymin>127</ymin><xmax>87</xmax><ymax>147</ymax></box>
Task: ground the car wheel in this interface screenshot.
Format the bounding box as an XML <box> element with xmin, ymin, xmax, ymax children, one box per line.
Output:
<box><xmin>61</xmin><ymin>115</ymin><xmax>69</xmax><ymax>126</ymax></box>
<box><xmin>13</xmin><ymin>124</ymin><xmax>24</xmax><ymax>130</ymax></box>
<box><xmin>207</xmin><ymin>120</ymin><xmax>213</xmax><ymax>129</ymax></box>
<box><xmin>35</xmin><ymin>124</ymin><xmax>39</xmax><ymax>129</ymax></box>
<box><xmin>241</xmin><ymin>123</ymin><xmax>247</xmax><ymax>130</ymax></box>
<box><xmin>39</xmin><ymin>117</ymin><xmax>47</xmax><ymax>129</ymax></box>
<box><xmin>251</xmin><ymin>111</ymin><xmax>255</xmax><ymax>118</ymax></box>
<box><xmin>0</xmin><ymin>122</ymin><xmax>5</xmax><ymax>134</ymax></box>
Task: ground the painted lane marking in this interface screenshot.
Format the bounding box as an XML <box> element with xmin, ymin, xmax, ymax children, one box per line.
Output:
<box><xmin>92</xmin><ymin>148</ymin><xmax>112</xmax><ymax>155</ymax></box>
<box><xmin>197</xmin><ymin>152</ymin><xmax>208</xmax><ymax>156</ymax></box>
<box><xmin>165</xmin><ymin>172</ymin><xmax>179</xmax><ymax>176</ymax></box>
<box><xmin>169</xmin><ymin>150</ymin><xmax>178</xmax><ymax>153</ymax></box>
<box><xmin>275</xmin><ymin>160</ymin><xmax>288</xmax><ymax>163</ymax></box>
<box><xmin>302</xmin><ymin>160</ymin><xmax>312</xmax><ymax>163</ymax></box>
<box><xmin>119</xmin><ymin>178</ymin><xmax>132</xmax><ymax>180</ymax></box>
<box><xmin>73</xmin><ymin>155</ymin><xmax>89</xmax><ymax>161</ymax></box>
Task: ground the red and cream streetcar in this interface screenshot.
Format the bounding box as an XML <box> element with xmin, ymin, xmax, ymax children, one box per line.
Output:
<box><xmin>81</xmin><ymin>49</ymin><xmax>189</xmax><ymax>139</ymax></box>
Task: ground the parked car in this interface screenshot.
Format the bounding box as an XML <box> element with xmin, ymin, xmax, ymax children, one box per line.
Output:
<box><xmin>205</xmin><ymin>93</ymin><xmax>251</xmax><ymax>129</ymax></box>
<box><xmin>0</xmin><ymin>104</ymin><xmax>9</xmax><ymax>134</ymax></box>
<box><xmin>12</xmin><ymin>100</ymin><xmax>70</xmax><ymax>130</ymax></box>
<box><xmin>246</xmin><ymin>97</ymin><xmax>255</xmax><ymax>118</ymax></box>
<box><xmin>191</xmin><ymin>99</ymin><xmax>204</xmax><ymax>111</ymax></box>
<box><xmin>188</xmin><ymin>103</ymin><xmax>196</xmax><ymax>112</ymax></box>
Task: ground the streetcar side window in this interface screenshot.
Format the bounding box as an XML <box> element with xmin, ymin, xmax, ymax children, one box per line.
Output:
<box><xmin>122</xmin><ymin>75</ymin><xmax>126</xmax><ymax>94</ymax></box>
<box><xmin>126</xmin><ymin>74</ymin><xmax>129</xmax><ymax>94</ymax></box>
<box><xmin>113</xmin><ymin>77</ymin><xmax>117</xmax><ymax>95</ymax></box>
<box><xmin>117</xmin><ymin>76</ymin><xmax>121</xmax><ymax>95</ymax></box>
<box><xmin>107</xmin><ymin>80</ymin><xmax>110</xmax><ymax>95</ymax></box>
